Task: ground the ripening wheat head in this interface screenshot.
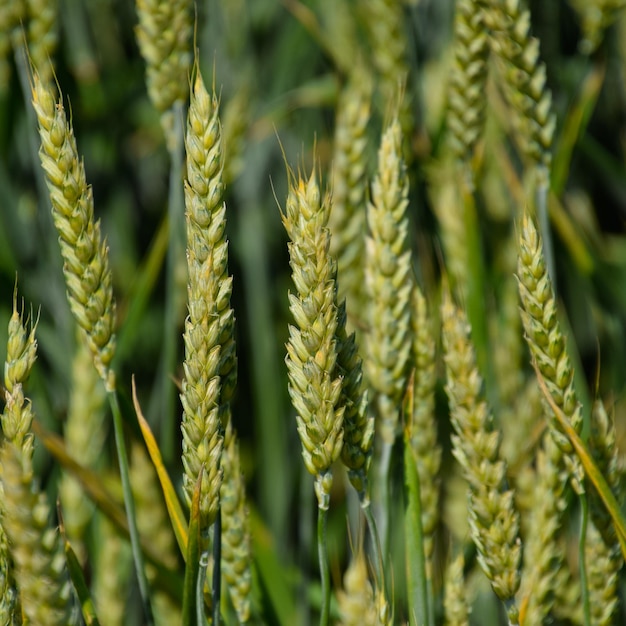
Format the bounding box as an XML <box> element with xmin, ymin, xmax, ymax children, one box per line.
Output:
<box><xmin>32</xmin><ymin>76</ymin><xmax>116</xmax><ymax>391</ymax></box>
<box><xmin>283</xmin><ymin>168</ymin><xmax>344</xmax><ymax>510</ymax></box>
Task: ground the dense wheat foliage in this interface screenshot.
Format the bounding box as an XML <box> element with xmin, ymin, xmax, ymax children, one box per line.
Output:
<box><xmin>1</xmin><ymin>0</ymin><xmax>626</xmax><ymax>624</ymax></box>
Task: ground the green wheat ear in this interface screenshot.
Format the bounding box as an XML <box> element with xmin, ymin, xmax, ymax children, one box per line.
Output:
<box><xmin>220</xmin><ymin>421</ymin><xmax>252</xmax><ymax>623</ymax></box>
<box><xmin>407</xmin><ymin>286</ymin><xmax>440</xmax><ymax>573</ymax></box>
<box><xmin>329</xmin><ymin>63</ymin><xmax>372</xmax><ymax>330</ymax></box>
<box><xmin>443</xmin><ymin>553</ymin><xmax>470</xmax><ymax>626</ymax></box>
<box><xmin>364</xmin><ymin>114</ymin><xmax>413</xmax><ymax>445</ymax></box>
<box><xmin>446</xmin><ymin>0</ymin><xmax>490</xmax><ymax>165</ymax></box>
<box><xmin>441</xmin><ymin>292</ymin><xmax>521</xmax><ymax>622</ymax></box>
<box><xmin>516</xmin><ymin>212</ymin><xmax>584</xmax><ymax>488</ymax></box>
<box><xmin>585</xmin><ymin>399</ymin><xmax>623</xmax><ymax>625</ymax></box>
<box><xmin>486</xmin><ymin>0</ymin><xmax>555</xmax><ymax>178</ymax></box>
<box><xmin>32</xmin><ymin>76</ymin><xmax>117</xmax><ymax>392</ymax></box>
<box><xmin>26</xmin><ymin>0</ymin><xmax>58</xmax><ymax>87</ymax></box>
<box><xmin>568</xmin><ymin>0</ymin><xmax>626</xmax><ymax>53</ymax></box>
<box><xmin>135</xmin><ymin>0</ymin><xmax>192</xmax><ymax>141</ymax></box>
<box><xmin>283</xmin><ymin>168</ymin><xmax>344</xmax><ymax>510</ymax></box>
<box><xmin>181</xmin><ymin>68</ymin><xmax>236</xmax><ymax>528</ymax></box>
<box><xmin>1</xmin><ymin>298</ymin><xmax>76</xmax><ymax>625</ymax></box>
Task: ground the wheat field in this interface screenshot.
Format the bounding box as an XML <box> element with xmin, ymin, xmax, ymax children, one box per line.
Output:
<box><xmin>1</xmin><ymin>0</ymin><xmax>626</xmax><ymax>624</ymax></box>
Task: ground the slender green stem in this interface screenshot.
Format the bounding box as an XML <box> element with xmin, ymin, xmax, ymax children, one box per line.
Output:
<box><xmin>317</xmin><ymin>505</ymin><xmax>330</xmax><ymax>626</ymax></box>
<box><xmin>108</xmin><ymin>389</ymin><xmax>154</xmax><ymax>625</ymax></box>
<box><xmin>536</xmin><ymin>174</ymin><xmax>555</xmax><ymax>292</ymax></box>
<box><xmin>156</xmin><ymin>100</ymin><xmax>186</xmax><ymax>465</ymax></box>
<box><xmin>362</xmin><ymin>501</ymin><xmax>384</xmax><ymax>591</ymax></box>
<box><xmin>403</xmin><ymin>437</ymin><xmax>430</xmax><ymax>626</ymax></box>
<box><xmin>579</xmin><ymin>493</ymin><xmax>591</xmax><ymax>626</ymax></box>
<box><xmin>299</xmin><ymin>471</ymin><xmax>313</xmax><ymax>626</ymax></box>
<box><xmin>377</xmin><ymin>439</ymin><xmax>393</xmax><ymax>560</ymax></box>
<box><xmin>212</xmin><ymin>512</ymin><xmax>222</xmax><ymax>626</ymax></box>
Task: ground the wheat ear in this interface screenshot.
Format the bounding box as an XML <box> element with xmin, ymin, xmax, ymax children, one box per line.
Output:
<box><xmin>486</xmin><ymin>0</ymin><xmax>555</xmax><ymax>178</ymax></box>
<box><xmin>516</xmin><ymin>212</ymin><xmax>584</xmax><ymax>488</ymax></box>
<box><xmin>329</xmin><ymin>64</ymin><xmax>372</xmax><ymax>328</ymax></box>
<box><xmin>446</xmin><ymin>0</ymin><xmax>490</xmax><ymax>165</ymax></box>
<box><xmin>568</xmin><ymin>0</ymin><xmax>626</xmax><ymax>53</ymax></box>
<box><xmin>1</xmin><ymin>299</ymin><xmax>76</xmax><ymax>625</ymax></box>
<box><xmin>442</xmin><ymin>293</ymin><xmax>521</xmax><ymax>622</ymax></box>
<box><xmin>283</xmin><ymin>168</ymin><xmax>344</xmax><ymax>509</ymax></box>
<box><xmin>408</xmin><ymin>286</ymin><xmax>440</xmax><ymax>573</ymax></box>
<box><xmin>26</xmin><ymin>0</ymin><xmax>58</xmax><ymax>87</ymax></box>
<box><xmin>32</xmin><ymin>76</ymin><xmax>116</xmax><ymax>391</ymax></box>
<box><xmin>220</xmin><ymin>420</ymin><xmax>252</xmax><ymax>623</ymax></box>
<box><xmin>135</xmin><ymin>0</ymin><xmax>192</xmax><ymax>140</ymax></box>
<box><xmin>444</xmin><ymin>553</ymin><xmax>470</xmax><ymax>626</ymax></box>
<box><xmin>361</xmin><ymin>0</ymin><xmax>413</xmax><ymax>138</ymax></box>
<box><xmin>365</xmin><ymin>115</ymin><xmax>413</xmax><ymax>444</ymax></box>
<box><xmin>584</xmin><ymin>399</ymin><xmax>623</xmax><ymax>625</ymax></box>
<box><xmin>283</xmin><ymin>167</ymin><xmax>344</xmax><ymax>625</ymax></box>
<box><xmin>181</xmin><ymin>69</ymin><xmax>237</xmax><ymax>527</ymax></box>
<box><xmin>336</xmin><ymin>298</ymin><xmax>374</xmax><ymax>503</ymax></box>
<box><xmin>337</xmin><ymin>549</ymin><xmax>391</xmax><ymax>626</ymax></box>
<box><xmin>519</xmin><ymin>432</ymin><xmax>569</xmax><ymax>624</ymax></box>
<box><xmin>0</xmin><ymin>0</ymin><xmax>25</xmax><ymax>91</ymax></box>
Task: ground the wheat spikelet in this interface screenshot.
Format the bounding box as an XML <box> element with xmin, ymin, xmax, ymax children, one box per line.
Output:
<box><xmin>446</xmin><ymin>0</ymin><xmax>490</xmax><ymax>164</ymax></box>
<box><xmin>220</xmin><ymin>420</ymin><xmax>252</xmax><ymax>623</ymax></box>
<box><xmin>283</xmin><ymin>168</ymin><xmax>344</xmax><ymax>510</ymax></box>
<box><xmin>441</xmin><ymin>293</ymin><xmax>521</xmax><ymax>619</ymax></box>
<box><xmin>181</xmin><ymin>69</ymin><xmax>236</xmax><ymax>527</ymax></box>
<box><xmin>329</xmin><ymin>64</ymin><xmax>372</xmax><ymax>328</ymax></box>
<box><xmin>364</xmin><ymin>116</ymin><xmax>413</xmax><ymax>444</ymax></box>
<box><xmin>32</xmin><ymin>76</ymin><xmax>117</xmax><ymax>391</ymax></box>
